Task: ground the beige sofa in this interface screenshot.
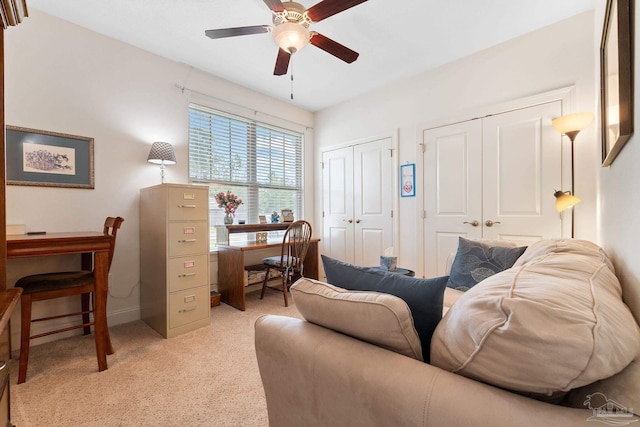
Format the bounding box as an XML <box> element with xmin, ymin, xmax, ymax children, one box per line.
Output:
<box><xmin>255</xmin><ymin>240</ymin><xmax>640</xmax><ymax>426</ymax></box>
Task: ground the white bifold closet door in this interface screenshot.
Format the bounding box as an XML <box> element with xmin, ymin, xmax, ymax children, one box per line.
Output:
<box><xmin>423</xmin><ymin>101</ymin><xmax>563</xmax><ymax>277</ymax></box>
<box><xmin>322</xmin><ymin>137</ymin><xmax>394</xmax><ymax>267</ymax></box>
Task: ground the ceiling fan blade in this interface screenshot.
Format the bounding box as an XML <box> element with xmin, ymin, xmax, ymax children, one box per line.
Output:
<box><xmin>205</xmin><ymin>25</ymin><xmax>269</xmax><ymax>39</ymax></box>
<box><xmin>274</xmin><ymin>48</ymin><xmax>291</xmax><ymax>75</ymax></box>
<box><xmin>263</xmin><ymin>0</ymin><xmax>285</xmax><ymax>12</ymax></box>
<box><xmin>306</xmin><ymin>0</ymin><xmax>367</xmax><ymax>22</ymax></box>
<box><xmin>310</xmin><ymin>33</ymin><xmax>359</xmax><ymax>63</ymax></box>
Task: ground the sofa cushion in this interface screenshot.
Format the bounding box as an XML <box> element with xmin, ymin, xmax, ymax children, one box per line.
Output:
<box><xmin>431</xmin><ymin>239</ymin><xmax>640</xmax><ymax>397</ymax></box>
<box><xmin>321</xmin><ymin>255</ymin><xmax>447</xmax><ymax>363</ymax></box>
<box><xmin>563</xmin><ymin>357</ymin><xmax>640</xmax><ymax>416</ymax></box>
<box><xmin>290</xmin><ymin>278</ymin><xmax>423</xmax><ymax>361</ymax></box>
<box><xmin>443</xmin><ymin>287</ymin><xmax>464</xmax><ymax>316</ymax></box>
<box><xmin>446</xmin><ymin>237</ymin><xmax>527</xmax><ymax>291</ymax></box>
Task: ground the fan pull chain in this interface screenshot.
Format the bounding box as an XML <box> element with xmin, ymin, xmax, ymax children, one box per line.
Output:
<box><xmin>290</xmin><ymin>57</ymin><xmax>294</xmax><ymax>100</ymax></box>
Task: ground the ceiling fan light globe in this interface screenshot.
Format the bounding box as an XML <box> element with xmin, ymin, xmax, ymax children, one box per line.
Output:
<box><xmin>273</xmin><ymin>22</ymin><xmax>309</xmax><ymax>53</ymax></box>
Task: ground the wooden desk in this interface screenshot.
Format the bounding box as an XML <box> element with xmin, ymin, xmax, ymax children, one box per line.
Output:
<box><xmin>7</xmin><ymin>232</ymin><xmax>113</xmax><ymax>372</ymax></box>
<box><xmin>217</xmin><ymin>238</ymin><xmax>320</xmax><ymax>311</ymax></box>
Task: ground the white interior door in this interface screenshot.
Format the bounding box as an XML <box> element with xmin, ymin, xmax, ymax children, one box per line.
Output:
<box><xmin>482</xmin><ymin>101</ymin><xmax>562</xmax><ymax>243</ymax></box>
<box><xmin>322</xmin><ymin>138</ymin><xmax>394</xmax><ymax>266</ymax></box>
<box><xmin>422</xmin><ymin>101</ymin><xmax>564</xmax><ymax>278</ymax></box>
<box><xmin>322</xmin><ymin>146</ymin><xmax>354</xmax><ymax>262</ymax></box>
<box><xmin>423</xmin><ymin>120</ymin><xmax>483</xmax><ymax>277</ymax></box>
<box><xmin>353</xmin><ymin>138</ymin><xmax>394</xmax><ymax>266</ymax></box>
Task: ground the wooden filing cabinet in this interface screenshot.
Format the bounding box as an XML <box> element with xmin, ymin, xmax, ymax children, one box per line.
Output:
<box><xmin>140</xmin><ymin>184</ymin><xmax>211</xmax><ymax>338</ymax></box>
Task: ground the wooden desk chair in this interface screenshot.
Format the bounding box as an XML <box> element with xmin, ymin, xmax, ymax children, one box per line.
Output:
<box><xmin>260</xmin><ymin>220</ymin><xmax>312</xmax><ymax>307</ymax></box>
<box><xmin>16</xmin><ymin>216</ymin><xmax>124</xmax><ymax>383</ymax></box>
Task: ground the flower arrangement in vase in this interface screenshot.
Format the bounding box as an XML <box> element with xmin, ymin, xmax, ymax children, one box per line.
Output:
<box><xmin>215</xmin><ymin>191</ymin><xmax>243</xmax><ymax>224</ymax></box>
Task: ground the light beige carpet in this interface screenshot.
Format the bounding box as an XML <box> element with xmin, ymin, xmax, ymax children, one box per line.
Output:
<box><xmin>10</xmin><ymin>289</ymin><xmax>301</xmax><ymax>427</ymax></box>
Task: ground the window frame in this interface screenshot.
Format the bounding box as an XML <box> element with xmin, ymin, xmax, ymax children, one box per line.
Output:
<box><xmin>187</xmin><ymin>103</ymin><xmax>305</xmax><ymax>249</ymax></box>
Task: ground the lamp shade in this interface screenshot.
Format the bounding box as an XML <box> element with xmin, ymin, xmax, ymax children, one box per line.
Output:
<box><xmin>554</xmin><ymin>190</ymin><xmax>581</xmax><ymax>212</ymax></box>
<box><xmin>272</xmin><ymin>22</ymin><xmax>310</xmax><ymax>53</ymax></box>
<box><xmin>147</xmin><ymin>142</ymin><xmax>177</xmax><ymax>165</ymax></box>
<box><xmin>551</xmin><ymin>112</ymin><xmax>595</xmax><ymax>135</ymax></box>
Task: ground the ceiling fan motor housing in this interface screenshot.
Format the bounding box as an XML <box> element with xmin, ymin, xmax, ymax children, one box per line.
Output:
<box><xmin>272</xmin><ymin>2</ymin><xmax>311</xmax><ymax>26</ymax></box>
<box><xmin>271</xmin><ymin>2</ymin><xmax>311</xmax><ymax>53</ymax></box>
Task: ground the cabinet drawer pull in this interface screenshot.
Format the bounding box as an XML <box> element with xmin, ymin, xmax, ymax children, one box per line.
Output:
<box><xmin>178</xmin><ymin>273</ymin><xmax>197</xmax><ymax>278</ymax></box>
<box><xmin>178</xmin><ymin>239</ymin><xmax>197</xmax><ymax>243</ymax></box>
<box><xmin>178</xmin><ymin>204</ymin><xmax>197</xmax><ymax>208</ymax></box>
<box><xmin>0</xmin><ymin>361</ymin><xmax>6</xmax><ymax>371</ymax></box>
<box><xmin>179</xmin><ymin>307</ymin><xmax>197</xmax><ymax>313</ymax></box>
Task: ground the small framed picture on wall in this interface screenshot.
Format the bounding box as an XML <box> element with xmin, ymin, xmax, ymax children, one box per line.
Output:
<box><xmin>400</xmin><ymin>163</ymin><xmax>415</xmax><ymax>197</ymax></box>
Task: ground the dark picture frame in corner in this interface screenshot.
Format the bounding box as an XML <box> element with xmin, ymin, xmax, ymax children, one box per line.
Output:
<box><xmin>600</xmin><ymin>0</ymin><xmax>634</xmax><ymax>167</ymax></box>
<box><xmin>6</xmin><ymin>126</ymin><xmax>95</xmax><ymax>189</ymax></box>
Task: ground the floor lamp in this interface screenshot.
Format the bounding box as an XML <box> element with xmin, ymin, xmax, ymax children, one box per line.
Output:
<box><xmin>551</xmin><ymin>112</ymin><xmax>594</xmax><ymax>238</ymax></box>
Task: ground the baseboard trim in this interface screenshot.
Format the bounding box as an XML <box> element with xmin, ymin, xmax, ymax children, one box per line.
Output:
<box><xmin>107</xmin><ymin>306</ymin><xmax>141</xmax><ymax>327</ymax></box>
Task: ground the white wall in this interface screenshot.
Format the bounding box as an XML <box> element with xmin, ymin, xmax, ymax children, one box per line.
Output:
<box><xmin>314</xmin><ymin>11</ymin><xmax>596</xmax><ymax>272</ymax></box>
<box><xmin>4</xmin><ymin>10</ymin><xmax>314</xmax><ymax>346</ymax></box>
<box><xmin>595</xmin><ymin>1</ymin><xmax>640</xmax><ymax>324</ymax></box>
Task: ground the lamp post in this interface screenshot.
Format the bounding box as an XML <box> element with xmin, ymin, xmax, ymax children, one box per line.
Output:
<box><xmin>551</xmin><ymin>112</ymin><xmax>594</xmax><ymax>237</ymax></box>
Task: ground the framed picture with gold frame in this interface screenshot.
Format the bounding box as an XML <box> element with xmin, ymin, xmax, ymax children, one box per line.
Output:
<box><xmin>6</xmin><ymin>126</ymin><xmax>95</xmax><ymax>188</ymax></box>
<box><xmin>600</xmin><ymin>0</ymin><xmax>633</xmax><ymax>166</ymax></box>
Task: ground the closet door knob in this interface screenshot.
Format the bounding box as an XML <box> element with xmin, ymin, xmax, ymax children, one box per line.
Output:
<box><xmin>463</xmin><ymin>220</ymin><xmax>479</xmax><ymax>227</ymax></box>
<box><xmin>485</xmin><ymin>220</ymin><xmax>501</xmax><ymax>227</ymax></box>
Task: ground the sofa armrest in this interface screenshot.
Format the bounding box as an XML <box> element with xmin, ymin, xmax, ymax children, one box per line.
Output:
<box><xmin>255</xmin><ymin>315</ymin><xmax>592</xmax><ymax>427</ymax></box>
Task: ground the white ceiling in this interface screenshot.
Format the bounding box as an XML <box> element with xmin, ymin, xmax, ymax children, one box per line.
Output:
<box><xmin>28</xmin><ymin>0</ymin><xmax>594</xmax><ymax>112</ymax></box>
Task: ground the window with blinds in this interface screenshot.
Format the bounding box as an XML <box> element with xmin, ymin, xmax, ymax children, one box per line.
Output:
<box><xmin>188</xmin><ymin>103</ymin><xmax>304</xmax><ymax>247</ymax></box>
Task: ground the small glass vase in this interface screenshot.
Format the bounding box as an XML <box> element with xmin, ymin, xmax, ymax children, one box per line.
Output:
<box><xmin>224</xmin><ymin>213</ymin><xmax>234</xmax><ymax>225</ymax></box>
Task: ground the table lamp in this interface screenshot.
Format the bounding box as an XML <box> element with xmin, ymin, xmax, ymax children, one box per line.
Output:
<box><xmin>147</xmin><ymin>142</ymin><xmax>176</xmax><ymax>184</ymax></box>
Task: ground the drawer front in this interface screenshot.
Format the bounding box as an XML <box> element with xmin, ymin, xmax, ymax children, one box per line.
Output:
<box><xmin>168</xmin><ymin>187</ymin><xmax>208</xmax><ymax>221</ymax></box>
<box><xmin>169</xmin><ymin>254</ymin><xmax>209</xmax><ymax>293</ymax></box>
<box><xmin>169</xmin><ymin>286</ymin><xmax>210</xmax><ymax>329</ymax></box>
<box><xmin>169</xmin><ymin>222</ymin><xmax>209</xmax><ymax>257</ymax></box>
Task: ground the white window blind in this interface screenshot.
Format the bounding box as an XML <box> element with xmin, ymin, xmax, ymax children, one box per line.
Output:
<box><xmin>188</xmin><ymin>103</ymin><xmax>304</xmax><ymax>245</ymax></box>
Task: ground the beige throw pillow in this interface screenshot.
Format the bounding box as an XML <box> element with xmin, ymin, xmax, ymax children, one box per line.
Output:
<box><xmin>431</xmin><ymin>239</ymin><xmax>640</xmax><ymax>396</ymax></box>
<box><xmin>291</xmin><ymin>278</ymin><xmax>423</xmax><ymax>361</ymax></box>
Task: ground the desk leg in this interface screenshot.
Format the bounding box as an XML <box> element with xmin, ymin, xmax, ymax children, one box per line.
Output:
<box><xmin>93</xmin><ymin>250</ymin><xmax>110</xmax><ymax>371</ymax></box>
<box><xmin>81</xmin><ymin>253</ymin><xmax>93</xmax><ymax>335</ymax></box>
<box><xmin>218</xmin><ymin>248</ymin><xmax>246</xmax><ymax>311</ymax></box>
<box><xmin>303</xmin><ymin>241</ymin><xmax>319</xmax><ymax>280</ymax></box>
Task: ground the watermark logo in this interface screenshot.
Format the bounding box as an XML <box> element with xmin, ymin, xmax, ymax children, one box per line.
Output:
<box><xmin>584</xmin><ymin>392</ymin><xmax>638</xmax><ymax>425</ymax></box>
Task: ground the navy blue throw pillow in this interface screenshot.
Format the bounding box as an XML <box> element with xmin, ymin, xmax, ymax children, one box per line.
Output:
<box><xmin>321</xmin><ymin>255</ymin><xmax>447</xmax><ymax>363</ymax></box>
<box><xmin>446</xmin><ymin>237</ymin><xmax>527</xmax><ymax>292</ymax></box>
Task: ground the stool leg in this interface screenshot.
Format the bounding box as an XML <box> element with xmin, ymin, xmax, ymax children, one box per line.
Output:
<box><xmin>260</xmin><ymin>268</ymin><xmax>271</xmax><ymax>300</ymax></box>
<box><xmin>81</xmin><ymin>293</ymin><xmax>91</xmax><ymax>335</ymax></box>
<box><xmin>282</xmin><ymin>270</ymin><xmax>289</xmax><ymax>307</ymax></box>
<box><xmin>91</xmin><ymin>292</ymin><xmax>113</xmax><ymax>354</ymax></box>
<box><xmin>18</xmin><ymin>295</ymin><xmax>33</xmax><ymax>384</ymax></box>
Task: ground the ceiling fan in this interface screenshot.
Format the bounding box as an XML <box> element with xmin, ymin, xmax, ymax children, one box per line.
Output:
<box><xmin>205</xmin><ymin>0</ymin><xmax>368</xmax><ymax>76</ymax></box>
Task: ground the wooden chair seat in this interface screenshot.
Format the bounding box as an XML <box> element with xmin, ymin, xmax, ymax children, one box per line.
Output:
<box><xmin>262</xmin><ymin>255</ymin><xmax>300</xmax><ymax>269</ymax></box>
<box><xmin>17</xmin><ymin>271</ymin><xmax>94</xmax><ymax>294</ymax></box>
<box><xmin>16</xmin><ymin>216</ymin><xmax>124</xmax><ymax>384</ymax></box>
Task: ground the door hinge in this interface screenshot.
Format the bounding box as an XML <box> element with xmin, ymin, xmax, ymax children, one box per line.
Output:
<box><xmin>322</xmin><ymin>211</ymin><xmax>325</xmax><ymax>218</ymax></box>
<box><xmin>390</xmin><ymin>210</ymin><xmax>393</xmax><ymax>218</ymax></box>
<box><xmin>420</xmin><ymin>143</ymin><xmax>426</xmax><ymax>153</ymax></box>
<box><xmin>321</xmin><ymin>161</ymin><xmax>324</xmax><ymax>169</ymax></box>
<box><xmin>389</xmin><ymin>149</ymin><xmax>393</xmax><ymax>158</ymax></box>
<box><xmin>423</xmin><ymin>210</ymin><xmax>427</xmax><ymax>219</ymax></box>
